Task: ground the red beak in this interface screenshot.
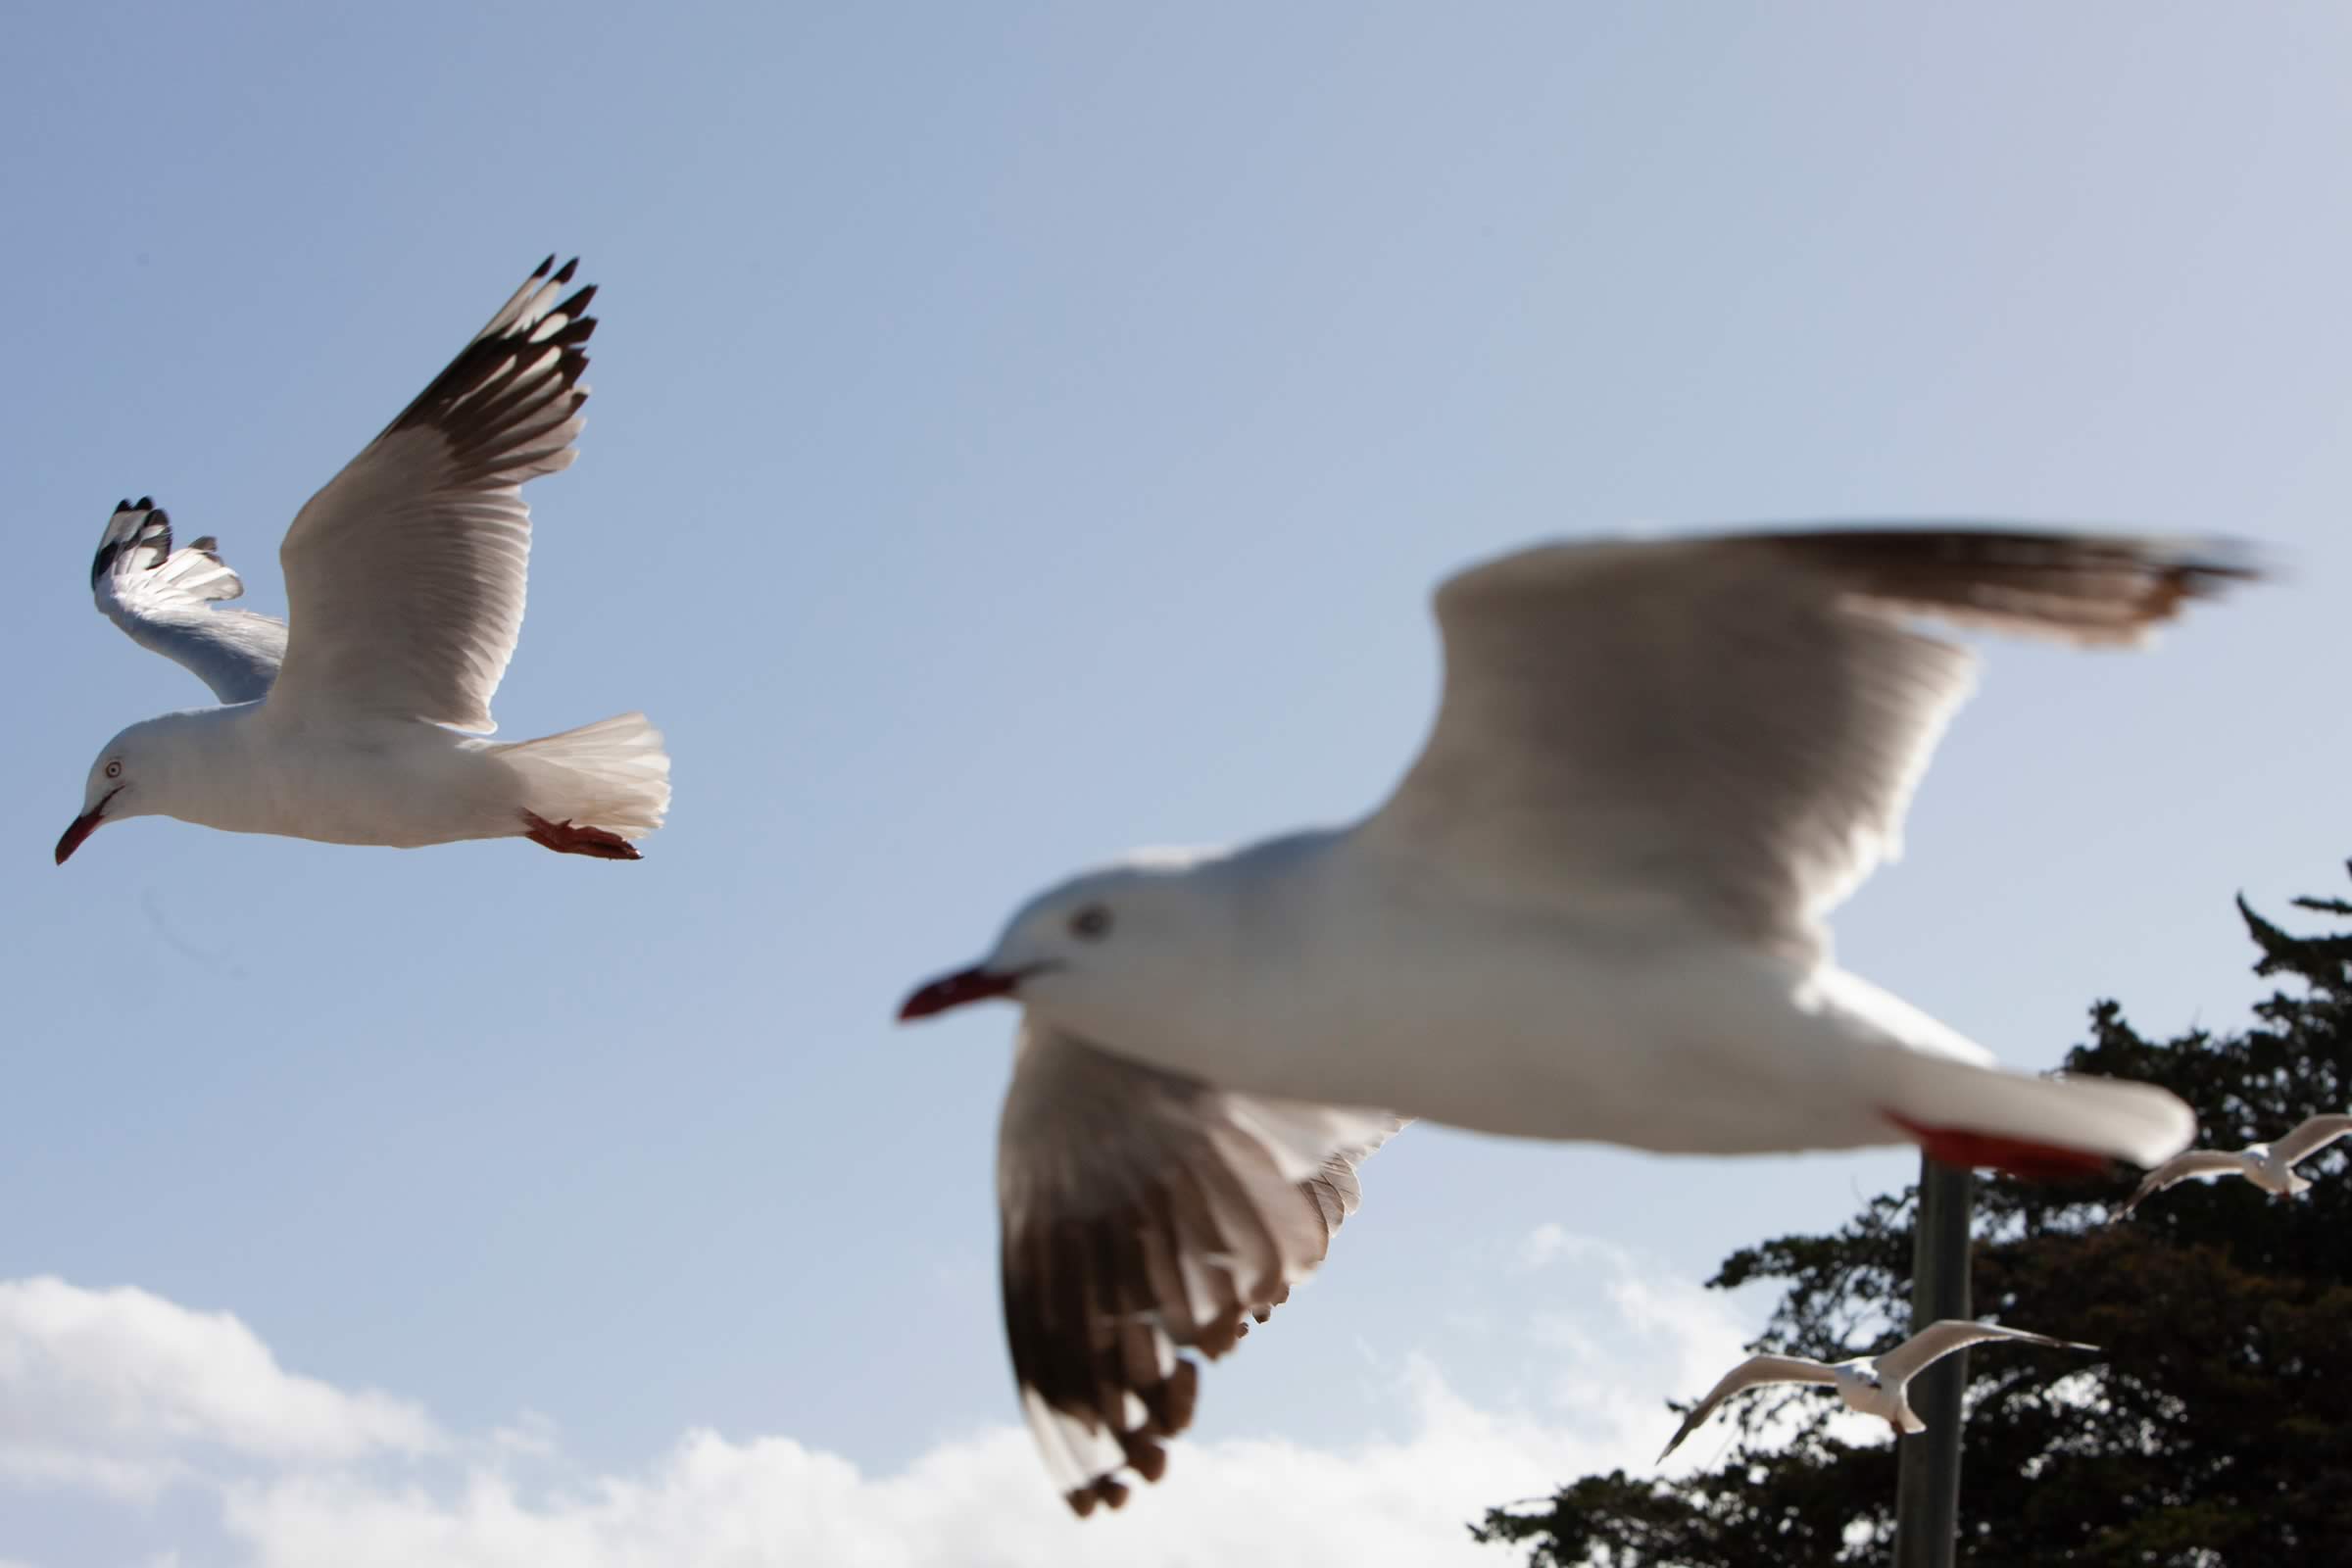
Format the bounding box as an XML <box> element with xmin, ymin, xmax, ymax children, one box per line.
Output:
<box><xmin>898</xmin><ymin>965</ymin><xmax>1022</xmax><ymax>1021</ymax></box>
<box><xmin>55</xmin><ymin>797</ymin><xmax>112</xmax><ymax>865</ymax></box>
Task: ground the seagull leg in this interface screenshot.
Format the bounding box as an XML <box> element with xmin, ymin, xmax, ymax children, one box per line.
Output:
<box><xmin>519</xmin><ymin>809</ymin><xmax>641</xmax><ymax>860</ymax></box>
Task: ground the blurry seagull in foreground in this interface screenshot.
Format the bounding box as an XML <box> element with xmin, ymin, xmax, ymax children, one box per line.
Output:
<box><xmin>900</xmin><ymin>524</ymin><xmax>2255</xmax><ymax>1514</ymax></box>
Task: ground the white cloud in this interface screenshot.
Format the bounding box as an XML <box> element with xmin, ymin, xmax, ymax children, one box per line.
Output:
<box><xmin>2</xmin><ymin>1241</ymin><xmax>1773</xmax><ymax>1567</ymax></box>
<box><xmin>1512</xmin><ymin>1221</ymin><xmax>1614</xmax><ymax>1275</ymax></box>
<box><xmin>216</xmin><ymin>1358</ymin><xmax>1663</xmax><ymax>1568</ymax></box>
<box><xmin>1516</xmin><ymin>1221</ymin><xmax>1578</xmax><ymax>1271</ymax></box>
<box><xmin>0</xmin><ymin>1277</ymin><xmax>440</xmax><ymax>1500</ymax></box>
<box><xmin>1514</xmin><ymin>1230</ymin><xmax>1890</xmax><ymax>1466</ymax></box>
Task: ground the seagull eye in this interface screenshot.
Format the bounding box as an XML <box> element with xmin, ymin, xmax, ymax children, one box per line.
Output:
<box><xmin>104</xmin><ymin>760</ymin><xmax>122</xmax><ymax>780</ymax></box>
<box><xmin>1068</xmin><ymin>905</ymin><xmax>1113</xmax><ymax>941</ymax></box>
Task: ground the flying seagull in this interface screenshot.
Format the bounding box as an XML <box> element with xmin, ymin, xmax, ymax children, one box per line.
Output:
<box><xmin>898</xmin><ymin>525</ymin><xmax>2251</xmax><ymax>1513</ymax></box>
<box><xmin>2113</xmin><ymin>1111</ymin><xmax>2352</xmax><ymax>1219</ymax></box>
<box><xmin>1656</xmin><ymin>1318</ymin><xmax>2097</xmax><ymax>1461</ymax></box>
<box><xmin>59</xmin><ymin>257</ymin><xmax>668</xmax><ymax>864</ymax></box>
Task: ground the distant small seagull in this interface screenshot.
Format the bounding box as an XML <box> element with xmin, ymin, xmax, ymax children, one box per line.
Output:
<box><xmin>900</xmin><ymin>526</ymin><xmax>2250</xmax><ymax>1514</ymax></box>
<box><xmin>2114</xmin><ymin>1112</ymin><xmax>2352</xmax><ymax>1219</ymax></box>
<box><xmin>1656</xmin><ymin>1318</ymin><xmax>2097</xmax><ymax>1461</ymax></box>
<box><xmin>60</xmin><ymin>258</ymin><xmax>668</xmax><ymax>864</ymax></box>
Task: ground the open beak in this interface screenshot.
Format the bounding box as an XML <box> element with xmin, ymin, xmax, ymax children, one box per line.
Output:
<box><xmin>54</xmin><ymin>789</ymin><xmax>118</xmax><ymax>865</ymax></box>
<box><xmin>898</xmin><ymin>964</ymin><xmax>1023</xmax><ymax>1021</ymax></box>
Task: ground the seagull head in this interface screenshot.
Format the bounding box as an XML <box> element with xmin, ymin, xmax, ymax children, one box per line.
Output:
<box><xmin>57</xmin><ymin>717</ymin><xmax>184</xmax><ymax>864</ymax></box>
<box><xmin>898</xmin><ymin>848</ymin><xmax>1233</xmax><ymax>1029</ymax></box>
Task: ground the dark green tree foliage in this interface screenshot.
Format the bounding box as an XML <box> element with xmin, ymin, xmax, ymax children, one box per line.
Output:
<box><xmin>1473</xmin><ymin>869</ymin><xmax>2352</xmax><ymax>1567</ymax></box>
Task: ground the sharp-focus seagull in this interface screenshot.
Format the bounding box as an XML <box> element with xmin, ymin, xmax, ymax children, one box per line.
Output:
<box><xmin>2114</xmin><ymin>1112</ymin><xmax>2352</xmax><ymax>1219</ymax></box>
<box><xmin>59</xmin><ymin>257</ymin><xmax>669</xmax><ymax>865</ymax></box>
<box><xmin>897</xmin><ymin>525</ymin><xmax>2252</xmax><ymax>1514</ymax></box>
<box><xmin>1655</xmin><ymin>1318</ymin><xmax>2097</xmax><ymax>1461</ymax></box>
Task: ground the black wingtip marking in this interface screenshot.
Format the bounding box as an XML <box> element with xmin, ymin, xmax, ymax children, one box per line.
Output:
<box><xmin>372</xmin><ymin>259</ymin><xmax>598</xmax><ymax>471</ymax></box>
<box><xmin>91</xmin><ymin>500</ymin><xmax>173</xmax><ymax>588</ymax></box>
<box><xmin>1064</xmin><ymin>1475</ymin><xmax>1130</xmax><ymax>1518</ymax></box>
<box><xmin>532</xmin><ymin>254</ymin><xmax>556</xmax><ymax>278</ymax></box>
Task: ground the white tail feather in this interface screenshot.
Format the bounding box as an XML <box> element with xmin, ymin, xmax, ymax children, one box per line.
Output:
<box><xmin>495</xmin><ymin>712</ymin><xmax>671</xmax><ymax>838</ymax></box>
<box><xmin>1868</xmin><ymin>1048</ymin><xmax>2196</xmax><ymax>1170</ymax></box>
<box><xmin>1808</xmin><ymin>965</ymin><xmax>2194</xmax><ymax>1169</ymax></box>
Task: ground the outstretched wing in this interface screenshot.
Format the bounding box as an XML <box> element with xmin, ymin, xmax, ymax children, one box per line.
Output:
<box><xmin>1239</xmin><ymin>1137</ymin><xmax>1402</xmax><ymax>1331</ymax></box>
<box><xmin>2114</xmin><ymin>1150</ymin><xmax>2249</xmax><ymax>1218</ymax></box>
<box><xmin>1875</xmin><ymin>1319</ymin><xmax>2095</xmax><ymax>1386</ymax></box>
<box><xmin>89</xmin><ymin>499</ymin><xmax>284</xmax><ymax>704</ymax></box>
<box><xmin>996</xmin><ymin>1024</ymin><xmax>1400</xmax><ymax>1516</ymax></box>
<box><xmin>1656</xmin><ymin>1354</ymin><xmax>1838</xmax><ymax>1462</ymax></box>
<box><xmin>266</xmin><ymin>257</ymin><xmax>595</xmax><ymax>732</ymax></box>
<box><xmin>1364</xmin><ymin>527</ymin><xmax>2254</xmax><ymax>963</ymax></box>
<box><xmin>2273</xmin><ymin>1113</ymin><xmax>2352</xmax><ymax>1167</ymax></box>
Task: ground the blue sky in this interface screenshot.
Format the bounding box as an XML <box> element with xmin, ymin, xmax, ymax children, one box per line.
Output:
<box><xmin>4</xmin><ymin>5</ymin><xmax>2349</xmax><ymax>1564</ymax></box>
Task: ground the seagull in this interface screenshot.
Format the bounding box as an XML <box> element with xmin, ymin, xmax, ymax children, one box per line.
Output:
<box><xmin>898</xmin><ymin>525</ymin><xmax>2251</xmax><ymax>1513</ymax></box>
<box><xmin>1655</xmin><ymin>1318</ymin><xmax>2097</xmax><ymax>1461</ymax></box>
<box><xmin>59</xmin><ymin>257</ymin><xmax>669</xmax><ymax>865</ymax></box>
<box><xmin>2113</xmin><ymin>1112</ymin><xmax>2352</xmax><ymax>1219</ymax></box>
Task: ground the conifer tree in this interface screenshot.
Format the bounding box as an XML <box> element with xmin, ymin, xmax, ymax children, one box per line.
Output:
<box><xmin>1473</xmin><ymin>867</ymin><xmax>2352</xmax><ymax>1567</ymax></box>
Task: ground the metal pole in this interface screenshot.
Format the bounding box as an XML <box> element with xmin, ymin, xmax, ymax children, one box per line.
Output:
<box><xmin>1893</xmin><ymin>1155</ymin><xmax>1973</xmax><ymax>1568</ymax></box>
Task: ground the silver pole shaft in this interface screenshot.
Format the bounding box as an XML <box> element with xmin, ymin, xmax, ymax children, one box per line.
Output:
<box><xmin>1892</xmin><ymin>1155</ymin><xmax>1973</xmax><ymax>1568</ymax></box>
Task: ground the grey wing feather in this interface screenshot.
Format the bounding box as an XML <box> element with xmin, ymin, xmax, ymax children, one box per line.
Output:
<box><xmin>1657</xmin><ymin>1354</ymin><xmax>1838</xmax><ymax>1462</ymax></box>
<box><xmin>2115</xmin><ymin>1150</ymin><xmax>2250</xmax><ymax>1217</ymax></box>
<box><xmin>1366</xmin><ymin>526</ymin><xmax>2255</xmax><ymax>960</ymax></box>
<box><xmin>89</xmin><ymin>500</ymin><xmax>284</xmax><ymax>704</ymax></box>
<box><xmin>1247</xmin><ymin>1118</ymin><xmax>1408</xmax><ymax>1327</ymax></box>
<box><xmin>268</xmin><ymin>256</ymin><xmax>595</xmax><ymax>731</ymax></box>
<box><xmin>1876</xmin><ymin>1319</ymin><xmax>2096</xmax><ymax>1385</ymax></box>
<box><xmin>996</xmin><ymin>1025</ymin><xmax>1398</xmax><ymax>1517</ymax></box>
<box><xmin>2274</xmin><ymin>1113</ymin><xmax>2352</xmax><ymax>1167</ymax></box>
